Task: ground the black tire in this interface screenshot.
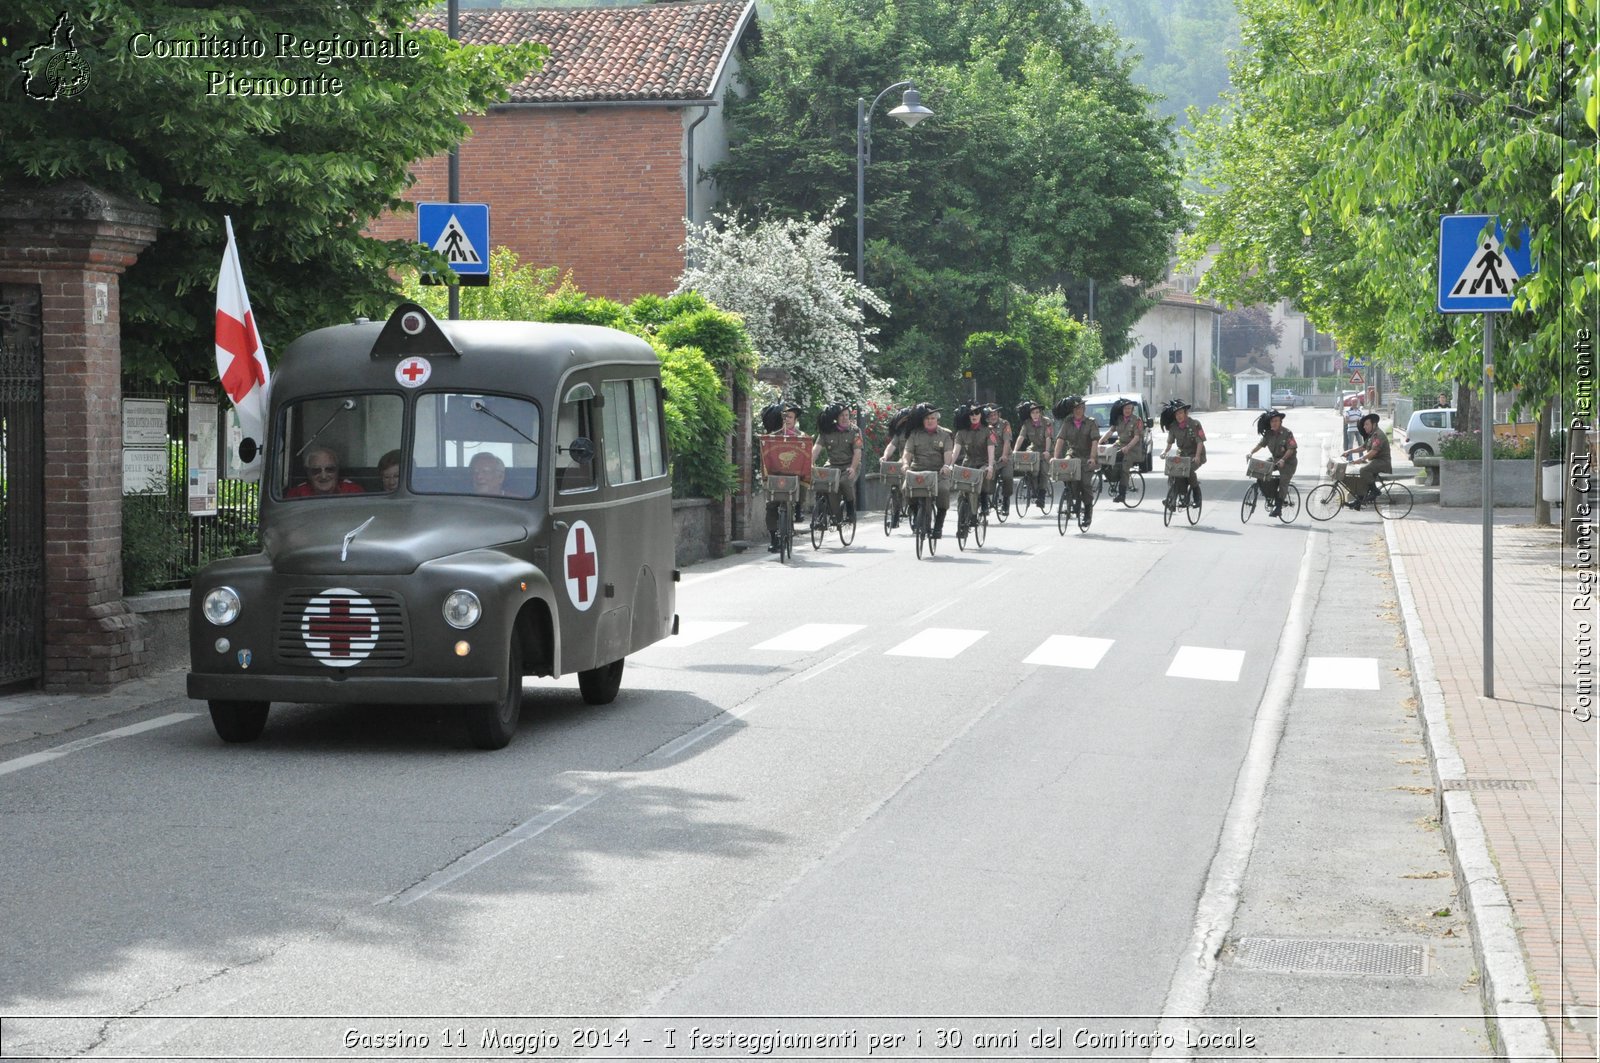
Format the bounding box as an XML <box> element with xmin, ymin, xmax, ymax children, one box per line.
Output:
<box><xmin>884</xmin><ymin>496</ymin><xmax>895</xmax><ymax>536</ymax></box>
<box><xmin>1037</xmin><ymin>474</ymin><xmax>1053</xmax><ymax>514</ymax></box>
<box><xmin>1409</xmin><ymin>443</ymin><xmax>1433</xmax><ymax>462</ymax></box>
<box><xmin>1123</xmin><ymin>471</ymin><xmax>1145</xmax><ymax>508</ymax></box>
<box><xmin>1015</xmin><ymin>479</ymin><xmax>1031</xmax><ymax>516</ymax></box>
<box><xmin>956</xmin><ymin>495</ymin><xmax>971</xmax><ymax>551</ymax></box>
<box><xmin>1185</xmin><ymin>481</ymin><xmax>1202</xmax><ymax>525</ymax></box>
<box><xmin>1092</xmin><ymin>469</ymin><xmax>1105</xmax><ymax>501</ymax></box>
<box><xmin>1162</xmin><ymin>484</ymin><xmax>1175</xmax><ymax>527</ymax></box>
<box><xmin>1278</xmin><ymin>483</ymin><xmax>1301</xmax><ymax>523</ymax></box>
<box><xmin>467</xmin><ymin>639</ymin><xmax>523</xmax><ymax>750</ymax></box>
<box><xmin>1242</xmin><ymin>483</ymin><xmax>1259</xmax><ymax>523</ymax></box>
<box><xmin>810</xmin><ymin>503</ymin><xmax>827</xmax><ymax>550</ymax></box>
<box><xmin>974</xmin><ymin>508</ymin><xmax>987</xmax><ymax>547</ymax></box>
<box><xmin>1306</xmin><ymin>483</ymin><xmax>1343</xmax><ymax>521</ymax></box>
<box><xmin>209</xmin><ymin>700</ymin><xmax>269</xmax><ymax>743</ymax></box>
<box><xmin>994</xmin><ymin>480</ymin><xmax>1009</xmax><ymax>523</ymax></box>
<box><xmin>1376</xmin><ymin>481</ymin><xmax>1413</xmax><ymax>519</ymax></box>
<box><xmin>1076</xmin><ymin>487</ymin><xmax>1091</xmax><ymax>531</ymax></box>
<box><xmin>839</xmin><ymin>505</ymin><xmax>856</xmax><ymax>546</ymax></box>
<box><xmin>1057</xmin><ymin>490</ymin><xmax>1071</xmax><ymax>536</ymax></box>
<box><xmin>913</xmin><ymin>500</ymin><xmax>926</xmax><ymax>559</ymax></box>
<box><xmin>578</xmin><ymin>657</ymin><xmax>625</xmax><ymax>705</ymax></box>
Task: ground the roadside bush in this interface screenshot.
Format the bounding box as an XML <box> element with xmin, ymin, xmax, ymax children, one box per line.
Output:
<box><xmin>656</xmin><ymin>341</ymin><xmax>735</xmax><ymax>499</ymax></box>
<box><xmin>1438</xmin><ymin>430</ymin><xmax>1535</xmax><ymax>460</ymax></box>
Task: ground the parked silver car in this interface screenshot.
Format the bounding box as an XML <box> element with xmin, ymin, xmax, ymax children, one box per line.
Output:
<box><xmin>1270</xmin><ymin>388</ymin><xmax>1305</xmax><ymax>407</ymax></box>
<box><xmin>1400</xmin><ymin>407</ymin><xmax>1456</xmax><ymax>460</ymax></box>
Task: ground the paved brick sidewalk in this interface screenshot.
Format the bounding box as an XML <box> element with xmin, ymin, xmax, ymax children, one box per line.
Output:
<box><xmin>1390</xmin><ymin>508</ymin><xmax>1597</xmax><ymax>1061</ymax></box>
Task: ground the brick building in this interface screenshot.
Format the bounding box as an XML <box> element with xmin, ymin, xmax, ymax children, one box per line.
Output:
<box><xmin>368</xmin><ymin>0</ymin><xmax>758</xmax><ymax>301</ymax></box>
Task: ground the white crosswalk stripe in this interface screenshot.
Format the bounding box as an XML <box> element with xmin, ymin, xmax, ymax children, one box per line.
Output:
<box><xmin>1166</xmin><ymin>646</ymin><xmax>1246</xmax><ymax>682</ymax></box>
<box><xmin>1304</xmin><ymin>656</ymin><xmax>1381</xmax><ymax>689</ymax></box>
<box><xmin>884</xmin><ymin>627</ymin><xmax>988</xmax><ymax>659</ymax></box>
<box><xmin>1024</xmin><ymin>635</ymin><xmax>1115</xmax><ymax>669</ymax></box>
<box><xmin>751</xmin><ymin>623</ymin><xmax>865</xmax><ymax>653</ymax></box>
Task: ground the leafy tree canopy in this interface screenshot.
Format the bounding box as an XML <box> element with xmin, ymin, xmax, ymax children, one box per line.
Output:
<box><xmin>712</xmin><ymin>0</ymin><xmax>1185</xmax><ymax>403</ymax></box>
<box><xmin>1</xmin><ymin>2</ymin><xmax>545</xmax><ymax>384</ymax></box>
<box><xmin>1183</xmin><ymin>0</ymin><xmax>1596</xmax><ymax>415</ymax></box>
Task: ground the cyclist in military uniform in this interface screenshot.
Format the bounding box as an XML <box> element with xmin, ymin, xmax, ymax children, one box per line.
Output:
<box><xmin>1012</xmin><ymin>400</ymin><xmax>1052</xmax><ymax>513</ymax></box>
<box><xmin>1160</xmin><ymin>399</ymin><xmax>1208</xmax><ymax>507</ymax></box>
<box><xmin>1247</xmin><ymin>408</ymin><xmax>1297</xmax><ymax>516</ymax></box>
<box><xmin>1340</xmin><ymin>411</ymin><xmax>1391</xmax><ymax>507</ymax></box>
<box><xmin>1099</xmin><ymin>398</ymin><xmax>1144</xmax><ymax>504</ymax></box>
<box><xmin>812</xmin><ymin>402</ymin><xmax>863</xmax><ymax>523</ymax></box>
<box><xmin>903</xmin><ymin>403</ymin><xmax>954</xmax><ymax>540</ymax></box>
<box><xmin>879</xmin><ymin>407</ymin><xmax>916</xmax><ymax>530</ymax></box>
<box><xmin>983</xmin><ymin>404</ymin><xmax>1013</xmax><ymax>514</ymax></box>
<box><xmin>761</xmin><ymin>401</ymin><xmax>808</xmax><ymax>553</ymax></box>
<box><xmin>952</xmin><ymin>403</ymin><xmax>996</xmax><ymax>511</ymax></box>
<box><xmin>1052</xmin><ymin>396</ymin><xmax>1099</xmax><ymax>525</ymax></box>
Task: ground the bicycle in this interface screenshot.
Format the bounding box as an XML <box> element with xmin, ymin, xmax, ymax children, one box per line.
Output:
<box><xmin>1051</xmin><ymin>457</ymin><xmax>1092</xmax><ymax>535</ymax></box>
<box><xmin>1011</xmin><ymin>450</ymin><xmax>1052</xmax><ymax>516</ymax></box>
<box><xmin>952</xmin><ymin>465</ymin><xmax>989</xmax><ymax>550</ymax></box>
<box><xmin>766</xmin><ymin>474</ymin><xmax>801</xmax><ymax>562</ymax></box>
<box><xmin>1306</xmin><ymin>461</ymin><xmax>1413</xmax><ymax>521</ymax></box>
<box><xmin>992</xmin><ymin>462</ymin><xmax>1011</xmax><ymax>524</ymax></box>
<box><xmin>904</xmin><ymin>468</ymin><xmax>947</xmax><ymax>560</ymax></box>
<box><xmin>1161</xmin><ymin>455</ymin><xmax>1202</xmax><ymax>527</ymax></box>
<box><xmin>881</xmin><ymin>459</ymin><xmax>906</xmax><ymax>536</ymax></box>
<box><xmin>1093</xmin><ymin>445</ymin><xmax>1146</xmax><ymax>508</ymax></box>
<box><xmin>809</xmin><ymin>465</ymin><xmax>857</xmax><ymax>549</ymax></box>
<box><xmin>1241</xmin><ymin>458</ymin><xmax>1300</xmax><ymax>524</ymax></box>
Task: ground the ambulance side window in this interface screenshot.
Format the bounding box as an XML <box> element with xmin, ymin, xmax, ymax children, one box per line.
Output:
<box><xmin>601</xmin><ymin>380</ymin><xmax>638</xmax><ymax>485</ymax></box>
<box><xmin>633</xmin><ymin>378</ymin><xmax>667</xmax><ymax>480</ymax></box>
<box><xmin>557</xmin><ymin>397</ymin><xmax>597</xmax><ymax>494</ymax></box>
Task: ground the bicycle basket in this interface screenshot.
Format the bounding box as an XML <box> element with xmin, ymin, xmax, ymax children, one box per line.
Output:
<box><xmin>1010</xmin><ymin>451</ymin><xmax>1040</xmax><ymax>472</ymax></box>
<box><xmin>812</xmin><ymin>465</ymin><xmax>843</xmax><ymax>493</ymax></box>
<box><xmin>1327</xmin><ymin>460</ymin><xmax>1348</xmax><ymax>478</ymax></box>
<box><xmin>1164</xmin><ymin>456</ymin><xmax>1194</xmax><ymax>478</ymax></box>
<box><xmin>904</xmin><ymin>469</ymin><xmax>946</xmax><ymax>498</ymax></box>
<box><xmin>766</xmin><ymin>474</ymin><xmax>800</xmax><ymax>499</ymax></box>
<box><xmin>1097</xmin><ymin>444</ymin><xmax>1119</xmax><ymax>468</ymax></box>
<box><xmin>1050</xmin><ymin>457</ymin><xmax>1082</xmax><ymax>481</ymax></box>
<box><xmin>950</xmin><ymin>465</ymin><xmax>985</xmax><ymax>485</ymax></box>
<box><xmin>1247</xmin><ymin>457</ymin><xmax>1275</xmax><ymax>479</ymax></box>
<box><xmin>880</xmin><ymin>459</ymin><xmax>906</xmax><ymax>479</ymax></box>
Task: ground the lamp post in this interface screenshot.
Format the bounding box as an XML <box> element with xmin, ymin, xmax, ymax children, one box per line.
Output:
<box><xmin>856</xmin><ymin>81</ymin><xmax>933</xmax><ymax>352</ymax></box>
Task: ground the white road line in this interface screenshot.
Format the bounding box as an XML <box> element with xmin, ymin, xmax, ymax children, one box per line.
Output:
<box><xmin>883</xmin><ymin>627</ymin><xmax>987</xmax><ymax>659</ymax></box>
<box><xmin>906</xmin><ymin>597</ymin><xmax>957</xmax><ymax>625</ymax></box>
<box><xmin>794</xmin><ymin>647</ymin><xmax>865</xmax><ymax>684</ymax></box>
<box><xmin>379</xmin><ymin>791</ymin><xmax>604</xmax><ymax>906</ymax></box>
<box><xmin>0</xmin><ymin>713</ymin><xmax>199</xmax><ymax>778</ymax></box>
<box><xmin>972</xmin><ymin>568</ymin><xmax>1012</xmax><ymax>590</ymax></box>
<box><xmin>1154</xmin><ymin>524</ymin><xmax>1321</xmax><ymax>1058</ymax></box>
<box><xmin>654</xmin><ymin>619</ymin><xmax>746</xmax><ymax>649</ymax></box>
<box><xmin>751</xmin><ymin>623</ymin><xmax>864</xmax><ymax>653</ymax></box>
<box><xmin>1304</xmin><ymin>656</ymin><xmax>1381</xmax><ymax>690</ymax></box>
<box><xmin>1021</xmin><ymin>543</ymin><xmax>1057</xmax><ymax>561</ymax></box>
<box><xmin>1024</xmin><ymin>635</ymin><xmax>1115</xmax><ymax>670</ymax></box>
<box><xmin>1166</xmin><ymin>646</ymin><xmax>1246</xmax><ymax>683</ymax></box>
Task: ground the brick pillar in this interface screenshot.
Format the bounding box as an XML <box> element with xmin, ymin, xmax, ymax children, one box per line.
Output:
<box><xmin>0</xmin><ymin>182</ymin><xmax>160</xmax><ymax>690</ymax></box>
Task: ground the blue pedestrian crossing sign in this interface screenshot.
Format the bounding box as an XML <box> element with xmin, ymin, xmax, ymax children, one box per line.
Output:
<box><xmin>1437</xmin><ymin>214</ymin><xmax>1535</xmax><ymax>313</ymax></box>
<box><xmin>418</xmin><ymin>202</ymin><xmax>490</xmax><ymax>286</ymax></box>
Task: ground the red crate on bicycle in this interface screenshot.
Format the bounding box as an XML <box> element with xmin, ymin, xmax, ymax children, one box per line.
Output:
<box><xmin>1011</xmin><ymin>451</ymin><xmax>1040</xmax><ymax>473</ymax></box>
<box><xmin>1051</xmin><ymin>457</ymin><xmax>1082</xmax><ymax>481</ymax></box>
<box><xmin>759</xmin><ymin>435</ymin><xmax>813</xmax><ymax>481</ymax></box>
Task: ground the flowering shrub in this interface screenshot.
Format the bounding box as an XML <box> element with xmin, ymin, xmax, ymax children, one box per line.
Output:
<box><xmin>1438</xmin><ymin>430</ymin><xmax>1536</xmax><ymax>460</ymax></box>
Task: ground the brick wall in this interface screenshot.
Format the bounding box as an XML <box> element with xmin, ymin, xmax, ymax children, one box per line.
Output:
<box><xmin>370</xmin><ymin>107</ymin><xmax>688</xmax><ymax>301</ymax></box>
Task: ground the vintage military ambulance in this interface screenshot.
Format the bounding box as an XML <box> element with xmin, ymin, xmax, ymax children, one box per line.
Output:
<box><xmin>187</xmin><ymin>302</ymin><xmax>678</xmax><ymax>749</ymax></box>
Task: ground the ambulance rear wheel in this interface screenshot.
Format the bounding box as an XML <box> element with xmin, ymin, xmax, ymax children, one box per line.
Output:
<box><xmin>579</xmin><ymin>658</ymin><xmax>625</xmax><ymax>705</ymax></box>
<box><xmin>467</xmin><ymin>640</ymin><xmax>523</xmax><ymax>750</ymax></box>
<box><xmin>209</xmin><ymin>700</ymin><xmax>268</xmax><ymax>743</ymax></box>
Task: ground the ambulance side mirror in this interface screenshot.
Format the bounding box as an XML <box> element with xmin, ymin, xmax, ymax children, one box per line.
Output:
<box><xmin>565</xmin><ymin>437</ymin><xmax>595</xmax><ymax>465</ymax></box>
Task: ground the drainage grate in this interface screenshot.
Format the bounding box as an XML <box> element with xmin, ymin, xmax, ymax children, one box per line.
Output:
<box><xmin>1442</xmin><ymin>778</ymin><xmax>1536</xmax><ymax>791</ymax></box>
<box><xmin>1231</xmin><ymin>938</ymin><xmax>1431</xmax><ymax>976</ymax></box>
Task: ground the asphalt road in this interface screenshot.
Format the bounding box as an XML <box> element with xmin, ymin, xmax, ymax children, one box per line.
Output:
<box><xmin>0</xmin><ymin>409</ymin><xmax>1487</xmax><ymax>1061</ymax></box>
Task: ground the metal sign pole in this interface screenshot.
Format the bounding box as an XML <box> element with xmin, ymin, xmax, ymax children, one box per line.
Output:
<box><xmin>1482</xmin><ymin>312</ymin><xmax>1494</xmax><ymax>697</ymax></box>
<box><xmin>447</xmin><ymin>0</ymin><xmax>460</xmax><ymax>321</ymax></box>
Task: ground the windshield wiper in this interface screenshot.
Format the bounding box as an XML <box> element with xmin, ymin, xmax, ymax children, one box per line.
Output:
<box><xmin>298</xmin><ymin>398</ymin><xmax>356</xmax><ymax>456</ymax></box>
<box><xmin>471</xmin><ymin>399</ymin><xmax>535</xmax><ymax>444</ymax></box>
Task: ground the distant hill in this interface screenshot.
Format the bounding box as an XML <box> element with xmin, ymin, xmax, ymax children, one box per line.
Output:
<box><xmin>1091</xmin><ymin>0</ymin><xmax>1238</xmax><ymax>125</ymax></box>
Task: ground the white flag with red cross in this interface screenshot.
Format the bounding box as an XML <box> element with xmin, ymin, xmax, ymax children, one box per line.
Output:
<box><xmin>215</xmin><ymin>216</ymin><xmax>271</xmax><ymax>482</ymax></box>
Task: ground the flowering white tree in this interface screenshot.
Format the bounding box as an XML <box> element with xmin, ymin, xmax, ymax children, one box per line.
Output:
<box><xmin>677</xmin><ymin>201</ymin><xmax>888</xmax><ymax>407</ymax></box>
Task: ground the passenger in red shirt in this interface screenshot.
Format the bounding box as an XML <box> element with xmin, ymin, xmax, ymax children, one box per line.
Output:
<box><xmin>286</xmin><ymin>447</ymin><xmax>365</xmax><ymax>498</ymax></box>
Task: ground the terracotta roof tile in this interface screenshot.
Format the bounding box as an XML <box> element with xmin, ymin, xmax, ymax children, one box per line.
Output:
<box><xmin>418</xmin><ymin>1</ymin><xmax>753</xmax><ymax>104</ymax></box>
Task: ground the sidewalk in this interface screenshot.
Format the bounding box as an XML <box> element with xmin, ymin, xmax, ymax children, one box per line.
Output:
<box><xmin>1388</xmin><ymin>507</ymin><xmax>1597</xmax><ymax>1061</ymax></box>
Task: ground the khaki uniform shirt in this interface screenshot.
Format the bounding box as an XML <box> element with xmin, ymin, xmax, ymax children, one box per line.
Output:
<box><xmin>954</xmin><ymin>425</ymin><xmax>993</xmax><ymax>468</ymax></box>
<box><xmin>1015</xmin><ymin>418</ymin><xmax>1052</xmax><ymax>452</ymax></box>
<box><xmin>1362</xmin><ymin>429</ymin><xmax>1392</xmax><ymax>473</ymax></box>
<box><xmin>1112</xmin><ymin>413</ymin><xmax>1144</xmax><ymax>456</ymax></box>
<box><xmin>904</xmin><ymin>426</ymin><xmax>955</xmax><ymax>472</ymax></box>
<box><xmin>817</xmin><ymin>427</ymin><xmax>861</xmax><ymax>467</ymax></box>
<box><xmin>1057</xmin><ymin>417</ymin><xmax>1100</xmax><ymax>459</ymax></box>
<box><xmin>1167</xmin><ymin>418</ymin><xmax>1207</xmax><ymax>467</ymax></box>
<box><xmin>987</xmin><ymin>419</ymin><xmax>1013</xmax><ymax>461</ymax></box>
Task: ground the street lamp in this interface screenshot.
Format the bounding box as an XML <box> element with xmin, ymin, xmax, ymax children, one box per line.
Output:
<box><xmin>856</xmin><ymin>81</ymin><xmax>933</xmax><ymax>349</ymax></box>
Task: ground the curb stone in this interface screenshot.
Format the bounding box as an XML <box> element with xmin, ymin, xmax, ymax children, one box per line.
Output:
<box><xmin>1383</xmin><ymin>519</ymin><xmax>1557</xmax><ymax>1062</ymax></box>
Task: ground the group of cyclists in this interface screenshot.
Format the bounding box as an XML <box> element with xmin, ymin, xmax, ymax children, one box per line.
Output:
<box><xmin>759</xmin><ymin>392</ymin><xmax>1397</xmax><ymax>553</ymax></box>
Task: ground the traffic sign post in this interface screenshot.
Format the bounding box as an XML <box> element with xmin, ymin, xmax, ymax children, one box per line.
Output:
<box><xmin>1437</xmin><ymin>214</ymin><xmax>1538</xmax><ymax>698</ymax></box>
<box><xmin>418</xmin><ymin>203</ymin><xmax>491</xmax><ymax>298</ymax></box>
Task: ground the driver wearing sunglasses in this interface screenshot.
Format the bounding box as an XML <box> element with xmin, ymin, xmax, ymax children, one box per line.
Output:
<box><xmin>286</xmin><ymin>446</ymin><xmax>366</xmax><ymax>498</ymax></box>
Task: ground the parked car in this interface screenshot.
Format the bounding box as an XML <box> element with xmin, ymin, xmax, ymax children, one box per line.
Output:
<box><xmin>1082</xmin><ymin>392</ymin><xmax>1154</xmax><ymax>472</ymax></box>
<box><xmin>1400</xmin><ymin>407</ymin><xmax>1456</xmax><ymax>460</ymax></box>
<box><xmin>1270</xmin><ymin>388</ymin><xmax>1305</xmax><ymax>407</ymax></box>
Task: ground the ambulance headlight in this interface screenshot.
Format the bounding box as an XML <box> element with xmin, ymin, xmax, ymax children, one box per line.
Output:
<box><xmin>443</xmin><ymin>590</ymin><xmax>481</xmax><ymax>630</ymax></box>
<box><xmin>202</xmin><ymin>587</ymin><xmax>241</xmax><ymax>626</ymax></box>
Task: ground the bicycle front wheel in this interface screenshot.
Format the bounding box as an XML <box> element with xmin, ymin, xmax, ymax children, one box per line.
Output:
<box><xmin>1306</xmin><ymin>483</ymin><xmax>1343</xmax><ymax>522</ymax></box>
<box><xmin>956</xmin><ymin>496</ymin><xmax>972</xmax><ymax>551</ymax></box>
<box><xmin>1162</xmin><ymin>483</ymin><xmax>1175</xmax><ymax>527</ymax></box>
<box><xmin>913</xmin><ymin>500</ymin><xmax>926</xmax><ymax>559</ymax></box>
<box><xmin>1376</xmin><ymin>481</ymin><xmax>1413</xmax><ymax>520</ymax></box>
<box><xmin>1057</xmin><ymin>491</ymin><xmax>1071</xmax><ymax>536</ymax></box>
<box><xmin>810</xmin><ymin>505</ymin><xmax>826</xmax><ymax>550</ymax></box>
<box><xmin>883</xmin><ymin>494</ymin><xmax>897</xmax><ymax>536</ymax></box>
<box><xmin>1241</xmin><ymin>483</ymin><xmax>1259</xmax><ymax>524</ymax></box>
<box><xmin>1037</xmin><ymin>474</ymin><xmax>1053</xmax><ymax>514</ymax></box>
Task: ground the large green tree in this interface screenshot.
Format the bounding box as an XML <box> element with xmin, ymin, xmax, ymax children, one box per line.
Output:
<box><xmin>1184</xmin><ymin>0</ymin><xmax>1596</xmax><ymax>416</ymax></box>
<box><xmin>713</xmin><ymin>0</ymin><xmax>1184</xmax><ymax>403</ymax></box>
<box><xmin>2</xmin><ymin>3</ymin><xmax>543</xmax><ymax>383</ymax></box>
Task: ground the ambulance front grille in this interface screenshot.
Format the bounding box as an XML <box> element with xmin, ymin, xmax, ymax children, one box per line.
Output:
<box><xmin>275</xmin><ymin>589</ymin><xmax>411</xmax><ymax>668</ymax></box>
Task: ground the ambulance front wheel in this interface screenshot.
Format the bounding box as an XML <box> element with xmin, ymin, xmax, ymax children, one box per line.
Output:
<box><xmin>209</xmin><ymin>700</ymin><xmax>269</xmax><ymax>743</ymax></box>
<box><xmin>467</xmin><ymin>640</ymin><xmax>524</xmax><ymax>750</ymax></box>
<box><xmin>578</xmin><ymin>658</ymin><xmax>625</xmax><ymax>705</ymax></box>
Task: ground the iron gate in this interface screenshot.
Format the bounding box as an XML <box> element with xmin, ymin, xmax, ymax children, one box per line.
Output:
<box><xmin>0</xmin><ymin>284</ymin><xmax>44</xmax><ymax>686</ymax></box>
